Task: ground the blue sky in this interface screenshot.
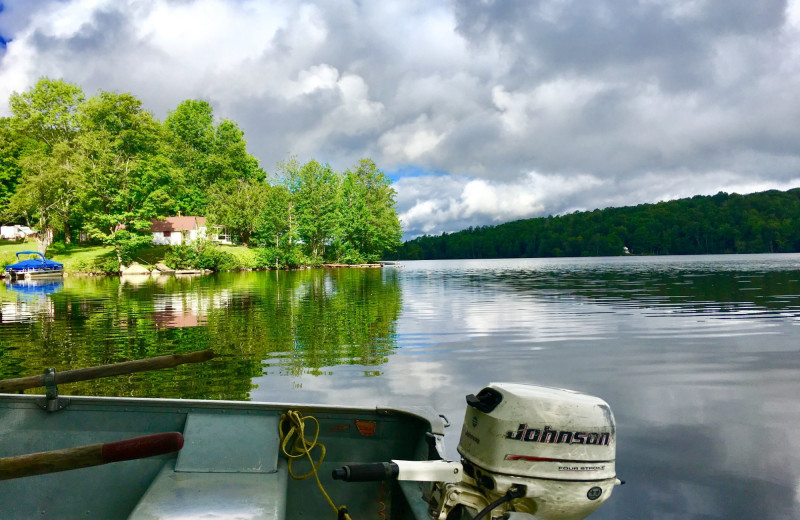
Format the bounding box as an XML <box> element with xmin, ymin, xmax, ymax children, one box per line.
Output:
<box><xmin>1</xmin><ymin>0</ymin><xmax>799</xmax><ymax>240</ymax></box>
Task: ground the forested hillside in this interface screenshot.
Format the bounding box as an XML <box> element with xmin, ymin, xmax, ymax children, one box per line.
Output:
<box><xmin>1</xmin><ymin>78</ymin><xmax>401</xmax><ymax>268</ymax></box>
<box><xmin>391</xmin><ymin>189</ymin><xmax>800</xmax><ymax>260</ymax></box>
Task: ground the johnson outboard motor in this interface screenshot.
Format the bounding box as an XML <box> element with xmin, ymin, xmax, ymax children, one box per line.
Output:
<box><xmin>334</xmin><ymin>383</ymin><xmax>621</xmax><ymax>520</ymax></box>
<box><xmin>436</xmin><ymin>383</ymin><xmax>619</xmax><ymax>519</ymax></box>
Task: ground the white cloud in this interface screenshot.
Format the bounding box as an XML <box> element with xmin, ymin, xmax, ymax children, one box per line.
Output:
<box><xmin>1</xmin><ymin>0</ymin><xmax>799</xmax><ymax>236</ymax></box>
<box><xmin>397</xmin><ymin>171</ymin><xmax>604</xmax><ymax>237</ymax></box>
<box><xmin>379</xmin><ymin>115</ymin><xmax>447</xmax><ymax>162</ymax></box>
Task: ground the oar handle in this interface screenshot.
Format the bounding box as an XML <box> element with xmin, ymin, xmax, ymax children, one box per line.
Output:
<box><xmin>0</xmin><ymin>432</ymin><xmax>184</xmax><ymax>480</ymax></box>
<box><xmin>0</xmin><ymin>349</ymin><xmax>215</xmax><ymax>393</ymax></box>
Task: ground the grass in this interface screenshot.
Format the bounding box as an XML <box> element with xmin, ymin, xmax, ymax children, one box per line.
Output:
<box><xmin>0</xmin><ymin>240</ymin><xmax>43</xmax><ymax>269</ymax></box>
<box><xmin>47</xmin><ymin>242</ymin><xmax>117</xmax><ymax>272</ymax></box>
<box><xmin>219</xmin><ymin>244</ymin><xmax>259</xmax><ymax>269</ymax></box>
<box><xmin>2</xmin><ymin>240</ymin><xmax>258</xmax><ymax>273</ymax></box>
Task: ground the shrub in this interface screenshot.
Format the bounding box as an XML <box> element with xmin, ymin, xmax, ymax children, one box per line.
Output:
<box><xmin>254</xmin><ymin>246</ymin><xmax>309</xmax><ymax>269</ymax></box>
<box><xmin>164</xmin><ymin>240</ymin><xmax>239</xmax><ymax>271</ymax></box>
<box><xmin>253</xmin><ymin>247</ymin><xmax>277</xmax><ymax>269</ymax></box>
<box><xmin>93</xmin><ymin>256</ymin><xmax>120</xmax><ymax>273</ymax></box>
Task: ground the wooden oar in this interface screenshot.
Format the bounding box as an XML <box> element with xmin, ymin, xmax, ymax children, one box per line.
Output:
<box><xmin>0</xmin><ymin>350</ymin><xmax>215</xmax><ymax>393</ymax></box>
<box><xmin>0</xmin><ymin>432</ymin><xmax>184</xmax><ymax>480</ymax></box>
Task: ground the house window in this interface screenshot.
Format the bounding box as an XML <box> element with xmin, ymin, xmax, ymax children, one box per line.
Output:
<box><xmin>163</xmin><ymin>231</ymin><xmax>171</xmax><ymax>238</ymax></box>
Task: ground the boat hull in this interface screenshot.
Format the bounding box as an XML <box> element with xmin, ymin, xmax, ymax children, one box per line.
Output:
<box><xmin>0</xmin><ymin>394</ymin><xmax>442</xmax><ymax>520</ymax></box>
<box><xmin>11</xmin><ymin>268</ymin><xmax>64</xmax><ymax>279</ymax></box>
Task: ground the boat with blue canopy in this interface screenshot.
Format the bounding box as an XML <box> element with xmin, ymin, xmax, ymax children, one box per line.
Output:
<box><xmin>4</xmin><ymin>251</ymin><xmax>63</xmax><ymax>279</ymax></box>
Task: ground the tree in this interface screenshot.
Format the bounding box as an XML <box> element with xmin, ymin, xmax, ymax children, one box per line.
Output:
<box><xmin>8</xmin><ymin>77</ymin><xmax>84</xmax><ymax>149</ymax></box>
<box><xmin>6</xmin><ymin>78</ymin><xmax>85</xmax><ymax>252</ymax></box>
<box><xmin>206</xmin><ymin>179</ymin><xmax>269</xmax><ymax>246</ymax></box>
<box><xmin>209</xmin><ymin>120</ymin><xmax>261</xmax><ymax>183</ymax></box>
<box><xmin>254</xmin><ymin>183</ymin><xmax>292</xmax><ymax>249</ymax></box>
<box><xmin>336</xmin><ymin>159</ymin><xmax>402</xmax><ymax>262</ymax></box>
<box><xmin>271</xmin><ymin>156</ymin><xmax>302</xmax><ymax>247</ymax></box>
<box><xmin>392</xmin><ymin>188</ymin><xmax>800</xmax><ymax>260</ymax></box>
<box><xmin>165</xmin><ymin>100</ymin><xmax>262</xmax><ymax>215</ymax></box>
<box><xmin>76</xmin><ymin>90</ymin><xmax>174</xmax><ymax>266</ymax></box>
<box><xmin>0</xmin><ymin>117</ymin><xmax>31</xmax><ymax>210</ymax></box>
<box><xmin>291</xmin><ymin>159</ymin><xmax>339</xmax><ymax>264</ymax></box>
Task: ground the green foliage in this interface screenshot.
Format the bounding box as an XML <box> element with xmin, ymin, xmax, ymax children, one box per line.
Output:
<box><xmin>8</xmin><ymin>77</ymin><xmax>85</xmax><ymax>148</ymax></box>
<box><xmin>74</xmin><ymin>90</ymin><xmax>173</xmax><ymax>263</ymax></box>
<box><xmin>2</xmin><ymin>79</ymin><xmax>400</xmax><ymax>270</ymax></box>
<box><xmin>335</xmin><ymin>159</ymin><xmax>402</xmax><ymax>263</ymax></box>
<box><xmin>207</xmin><ymin>179</ymin><xmax>269</xmax><ymax>246</ymax></box>
<box><xmin>252</xmin><ymin>183</ymin><xmax>292</xmax><ymax>249</ymax></box>
<box><xmin>392</xmin><ymin>189</ymin><xmax>800</xmax><ymax>260</ymax></box>
<box><xmin>165</xmin><ymin>100</ymin><xmax>262</xmax><ymax>215</ymax></box>
<box><xmin>0</xmin><ymin>117</ymin><xmax>31</xmax><ymax>209</ymax></box>
<box><xmin>260</xmin><ymin>156</ymin><xmax>401</xmax><ymax>265</ymax></box>
<box><xmin>5</xmin><ymin>78</ymin><xmax>86</xmax><ymax>251</ymax></box>
<box><xmin>254</xmin><ymin>245</ymin><xmax>309</xmax><ymax>269</ymax></box>
<box><xmin>164</xmin><ymin>240</ymin><xmax>238</xmax><ymax>270</ymax></box>
<box><xmin>292</xmin><ymin>159</ymin><xmax>340</xmax><ymax>263</ymax></box>
<box><xmin>91</xmin><ymin>255</ymin><xmax>122</xmax><ymax>274</ymax></box>
<box><xmin>105</xmin><ymin>231</ymin><xmax>153</xmax><ymax>266</ymax></box>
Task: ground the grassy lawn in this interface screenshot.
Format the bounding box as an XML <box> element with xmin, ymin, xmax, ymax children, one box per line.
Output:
<box><xmin>47</xmin><ymin>242</ymin><xmax>117</xmax><ymax>271</ymax></box>
<box><xmin>220</xmin><ymin>244</ymin><xmax>259</xmax><ymax>269</ymax></box>
<box><xmin>2</xmin><ymin>240</ymin><xmax>257</xmax><ymax>272</ymax></box>
<box><xmin>1</xmin><ymin>241</ymin><xmax>118</xmax><ymax>272</ymax></box>
<box><xmin>0</xmin><ymin>240</ymin><xmax>46</xmax><ymax>269</ymax></box>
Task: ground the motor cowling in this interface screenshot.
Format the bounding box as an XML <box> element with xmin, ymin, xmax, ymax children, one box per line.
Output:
<box><xmin>456</xmin><ymin>383</ymin><xmax>619</xmax><ymax>520</ymax></box>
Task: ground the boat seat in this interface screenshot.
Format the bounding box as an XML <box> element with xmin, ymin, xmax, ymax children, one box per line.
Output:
<box><xmin>128</xmin><ymin>412</ymin><xmax>287</xmax><ymax>520</ymax></box>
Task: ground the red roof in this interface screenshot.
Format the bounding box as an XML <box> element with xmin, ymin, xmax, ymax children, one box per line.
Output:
<box><xmin>150</xmin><ymin>216</ymin><xmax>206</xmax><ymax>233</ymax></box>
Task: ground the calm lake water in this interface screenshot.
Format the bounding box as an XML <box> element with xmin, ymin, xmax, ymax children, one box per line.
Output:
<box><xmin>2</xmin><ymin>254</ymin><xmax>800</xmax><ymax>519</ymax></box>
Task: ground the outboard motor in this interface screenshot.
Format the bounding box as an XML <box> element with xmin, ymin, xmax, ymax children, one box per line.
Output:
<box><xmin>433</xmin><ymin>383</ymin><xmax>620</xmax><ymax>519</ymax></box>
<box><xmin>334</xmin><ymin>383</ymin><xmax>621</xmax><ymax>520</ymax></box>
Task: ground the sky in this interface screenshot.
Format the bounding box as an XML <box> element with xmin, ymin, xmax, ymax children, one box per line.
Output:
<box><xmin>1</xmin><ymin>0</ymin><xmax>799</xmax><ymax>240</ymax></box>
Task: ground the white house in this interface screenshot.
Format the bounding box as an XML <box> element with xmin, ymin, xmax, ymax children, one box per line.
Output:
<box><xmin>151</xmin><ymin>216</ymin><xmax>208</xmax><ymax>246</ymax></box>
<box><xmin>150</xmin><ymin>216</ymin><xmax>232</xmax><ymax>246</ymax></box>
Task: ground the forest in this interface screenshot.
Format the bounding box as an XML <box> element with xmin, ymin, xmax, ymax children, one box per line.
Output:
<box><xmin>0</xmin><ymin>78</ymin><xmax>402</xmax><ymax>269</ymax></box>
<box><xmin>390</xmin><ymin>188</ymin><xmax>800</xmax><ymax>260</ymax></box>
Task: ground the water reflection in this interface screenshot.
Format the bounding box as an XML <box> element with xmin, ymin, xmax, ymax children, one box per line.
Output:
<box><xmin>0</xmin><ymin>279</ymin><xmax>63</xmax><ymax>323</ymax></box>
<box><xmin>2</xmin><ymin>255</ymin><xmax>800</xmax><ymax>518</ymax></box>
<box><xmin>0</xmin><ymin>269</ymin><xmax>401</xmax><ymax>399</ymax></box>
<box><xmin>4</xmin><ymin>278</ymin><xmax>64</xmax><ymax>297</ymax></box>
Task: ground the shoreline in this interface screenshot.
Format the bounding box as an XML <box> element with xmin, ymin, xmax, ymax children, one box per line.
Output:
<box><xmin>1</xmin><ymin>263</ymin><xmax>396</xmax><ymax>279</ymax></box>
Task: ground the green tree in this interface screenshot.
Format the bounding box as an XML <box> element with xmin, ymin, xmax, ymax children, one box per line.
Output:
<box><xmin>6</xmin><ymin>78</ymin><xmax>85</xmax><ymax>252</ymax></box>
<box><xmin>291</xmin><ymin>159</ymin><xmax>339</xmax><ymax>264</ymax></box>
<box><xmin>165</xmin><ymin>100</ymin><xmax>262</xmax><ymax>215</ymax></box>
<box><xmin>0</xmin><ymin>117</ymin><xmax>31</xmax><ymax>210</ymax></box>
<box><xmin>336</xmin><ymin>159</ymin><xmax>402</xmax><ymax>263</ymax></box>
<box><xmin>271</xmin><ymin>156</ymin><xmax>303</xmax><ymax>247</ymax></box>
<box><xmin>207</xmin><ymin>179</ymin><xmax>269</xmax><ymax>246</ymax></box>
<box><xmin>76</xmin><ymin>90</ymin><xmax>174</xmax><ymax>266</ymax></box>
<box><xmin>254</xmin><ymin>184</ymin><xmax>292</xmax><ymax>248</ymax></box>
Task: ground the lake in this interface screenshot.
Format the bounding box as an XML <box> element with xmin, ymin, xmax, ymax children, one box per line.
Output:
<box><xmin>2</xmin><ymin>254</ymin><xmax>800</xmax><ymax>519</ymax></box>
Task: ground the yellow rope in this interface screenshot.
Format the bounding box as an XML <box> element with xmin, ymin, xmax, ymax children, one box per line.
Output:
<box><xmin>279</xmin><ymin>410</ymin><xmax>353</xmax><ymax>520</ymax></box>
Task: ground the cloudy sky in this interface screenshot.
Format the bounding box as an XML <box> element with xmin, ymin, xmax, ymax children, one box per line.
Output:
<box><xmin>1</xmin><ymin>0</ymin><xmax>799</xmax><ymax>239</ymax></box>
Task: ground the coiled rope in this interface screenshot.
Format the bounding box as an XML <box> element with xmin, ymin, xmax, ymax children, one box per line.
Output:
<box><xmin>279</xmin><ymin>410</ymin><xmax>353</xmax><ymax>520</ymax></box>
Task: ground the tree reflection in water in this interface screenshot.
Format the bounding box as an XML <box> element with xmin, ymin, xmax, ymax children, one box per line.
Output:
<box><xmin>0</xmin><ymin>268</ymin><xmax>401</xmax><ymax>400</ymax></box>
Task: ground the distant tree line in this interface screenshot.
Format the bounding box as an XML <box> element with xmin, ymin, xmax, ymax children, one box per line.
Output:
<box><xmin>0</xmin><ymin>78</ymin><xmax>401</xmax><ymax>267</ymax></box>
<box><xmin>390</xmin><ymin>189</ymin><xmax>800</xmax><ymax>260</ymax></box>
